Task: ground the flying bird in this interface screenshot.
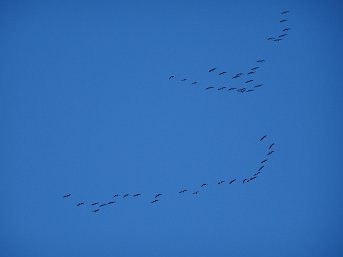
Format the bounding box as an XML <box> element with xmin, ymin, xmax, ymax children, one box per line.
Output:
<box><xmin>123</xmin><ymin>194</ymin><xmax>129</xmax><ymax>198</ymax></box>
<box><xmin>77</xmin><ymin>202</ymin><xmax>84</xmax><ymax>206</ymax></box>
<box><xmin>229</xmin><ymin>179</ymin><xmax>236</xmax><ymax>184</ymax></box>
<box><xmin>63</xmin><ymin>194</ymin><xmax>71</xmax><ymax>198</ymax></box>
<box><xmin>251</xmin><ymin>67</ymin><xmax>259</xmax><ymax>70</ymax></box>
<box><xmin>280</xmin><ymin>19</ymin><xmax>287</xmax><ymax>22</ymax></box>
<box><xmin>269</xmin><ymin>143</ymin><xmax>275</xmax><ymax>149</ymax></box>
<box><xmin>218</xmin><ymin>86</ymin><xmax>226</xmax><ymax>90</ymax></box>
<box><xmin>113</xmin><ymin>194</ymin><xmax>120</xmax><ymax>198</ymax></box>
<box><xmin>169</xmin><ymin>75</ymin><xmax>175</xmax><ymax>80</ymax></box>
<box><xmin>261</xmin><ymin>159</ymin><xmax>268</xmax><ymax>164</ymax></box>
<box><xmin>107</xmin><ymin>201</ymin><xmax>115</xmax><ymax>204</ymax></box>
<box><xmin>218</xmin><ymin>180</ymin><xmax>225</xmax><ymax>184</ymax></box>
<box><xmin>245</xmin><ymin>80</ymin><xmax>253</xmax><ymax>83</ymax></box>
<box><xmin>243</xmin><ymin>179</ymin><xmax>247</xmax><ymax>184</ymax></box>
<box><xmin>254</xmin><ymin>84</ymin><xmax>263</xmax><ymax>88</ymax></box>
<box><xmin>260</xmin><ymin>135</ymin><xmax>267</xmax><ymax>141</ymax></box>
<box><xmin>267</xmin><ymin>150</ymin><xmax>274</xmax><ymax>155</ymax></box>
<box><xmin>201</xmin><ymin>183</ymin><xmax>208</xmax><ymax>187</ymax></box>
<box><xmin>254</xmin><ymin>172</ymin><xmax>261</xmax><ymax>176</ymax></box>
<box><xmin>232</xmin><ymin>75</ymin><xmax>240</xmax><ymax>79</ymax></box>
<box><xmin>192</xmin><ymin>191</ymin><xmax>199</xmax><ymax>195</ymax></box>
<box><xmin>228</xmin><ymin>87</ymin><xmax>237</xmax><ymax>91</ymax></box>
<box><xmin>209</xmin><ymin>68</ymin><xmax>217</xmax><ymax>72</ymax></box>
<box><xmin>257</xmin><ymin>59</ymin><xmax>266</xmax><ymax>63</ymax></box>
<box><xmin>274</xmin><ymin>39</ymin><xmax>282</xmax><ymax>42</ymax></box>
<box><xmin>247</xmin><ymin>89</ymin><xmax>254</xmax><ymax>92</ymax></box>
<box><xmin>192</xmin><ymin>81</ymin><xmax>198</xmax><ymax>85</ymax></box>
<box><xmin>181</xmin><ymin>79</ymin><xmax>187</xmax><ymax>81</ymax></box>
<box><xmin>99</xmin><ymin>203</ymin><xmax>107</xmax><ymax>207</ymax></box>
<box><xmin>258</xmin><ymin>166</ymin><xmax>265</xmax><ymax>171</ymax></box>
<box><xmin>92</xmin><ymin>209</ymin><xmax>100</xmax><ymax>213</ymax></box>
<box><xmin>237</xmin><ymin>88</ymin><xmax>246</xmax><ymax>93</ymax></box>
<box><xmin>281</xmin><ymin>10</ymin><xmax>290</xmax><ymax>14</ymax></box>
<box><xmin>151</xmin><ymin>199</ymin><xmax>159</xmax><ymax>203</ymax></box>
<box><xmin>279</xmin><ymin>34</ymin><xmax>287</xmax><ymax>37</ymax></box>
<box><xmin>91</xmin><ymin>202</ymin><xmax>99</xmax><ymax>206</ymax></box>
<box><xmin>283</xmin><ymin>28</ymin><xmax>291</xmax><ymax>31</ymax></box>
<box><xmin>247</xmin><ymin>71</ymin><xmax>255</xmax><ymax>75</ymax></box>
<box><xmin>219</xmin><ymin>71</ymin><xmax>227</xmax><ymax>75</ymax></box>
<box><xmin>155</xmin><ymin>194</ymin><xmax>162</xmax><ymax>198</ymax></box>
<box><xmin>178</xmin><ymin>189</ymin><xmax>187</xmax><ymax>193</ymax></box>
<box><xmin>205</xmin><ymin>87</ymin><xmax>214</xmax><ymax>90</ymax></box>
<box><xmin>267</xmin><ymin>37</ymin><xmax>275</xmax><ymax>40</ymax></box>
<box><xmin>133</xmin><ymin>194</ymin><xmax>141</xmax><ymax>197</ymax></box>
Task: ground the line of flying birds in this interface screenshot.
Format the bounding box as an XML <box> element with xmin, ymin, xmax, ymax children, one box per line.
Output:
<box><xmin>63</xmin><ymin>135</ymin><xmax>276</xmax><ymax>213</ymax></box>
<box><xmin>168</xmin><ymin>11</ymin><xmax>291</xmax><ymax>93</ymax></box>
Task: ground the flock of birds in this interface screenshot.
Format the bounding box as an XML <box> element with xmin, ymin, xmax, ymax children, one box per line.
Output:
<box><xmin>63</xmin><ymin>135</ymin><xmax>276</xmax><ymax>213</ymax></box>
<box><xmin>168</xmin><ymin>10</ymin><xmax>291</xmax><ymax>93</ymax></box>
<box><xmin>63</xmin><ymin>10</ymin><xmax>290</xmax><ymax>214</ymax></box>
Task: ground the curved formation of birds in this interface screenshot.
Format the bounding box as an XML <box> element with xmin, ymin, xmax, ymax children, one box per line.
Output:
<box><xmin>63</xmin><ymin>10</ymin><xmax>290</xmax><ymax>213</ymax></box>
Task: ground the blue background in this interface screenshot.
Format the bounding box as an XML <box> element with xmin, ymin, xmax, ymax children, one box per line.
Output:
<box><xmin>1</xmin><ymin>0</ymin><xmax>342</xmax><ymax>256</ymax></box>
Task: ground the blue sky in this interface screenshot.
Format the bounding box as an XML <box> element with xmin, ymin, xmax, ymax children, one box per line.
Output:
<box><xmin>1</xmin><ymin>0</ymin><xmax>342</xmax><ymax>256</ymax></box>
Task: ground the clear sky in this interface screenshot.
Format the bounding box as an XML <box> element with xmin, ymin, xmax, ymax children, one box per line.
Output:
<box><xmin>1</xmin><ymin>0</ymin><xmax>343</xmax><ymax>256</ymax></box>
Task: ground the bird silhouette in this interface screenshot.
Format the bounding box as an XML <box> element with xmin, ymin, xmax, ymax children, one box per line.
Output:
<box><xmin>181</xmin><ymin>79</ymin><xmax>187</xmax><ymax>81</ymax></box>
<box><xmin>218</xmin><ymin>86</ymin><xmax>226</xmax><ymax>90</ymax></box>
<box><xmin>169</xmin><ymin>75</ymin><xmax>175</xmax><ymax>80</ymax></box>
<box><xmin>257</xmin><ymin>59</ymin><xmax>266</xmax><ymax>63</ymax></box>
<box><xmin>123</xmin><ymin>194</ymin><xmax>129</xmax><ymax>198</ymax></box>
<box><xmin>254</xmin><ymin>172</ymin><xmax>261</xmax><ymax>176</ymax></box>
<box><xmin>261</xmin><ymin>159</ymin><xmax>268</xmax><ymax>164</ymax></box>
<box><xmin>232</xmin><ymin>75</ymin><xmax>240</xmax><ymax>79</ymax></box>
<box><xmin>245</xmin><ymin>80</ymin><xmax>253</xmax><ymax>83</ymax></box>
<box><xmin>113</xmin><ymin>194</ymin><xmax>119</xmax><ymax>198</ymax></box>
<box><xmin>192</xmin><ymin>191</ymin><xmax>199</xmax><ymax>195</ymax></box>
<box><xmin>201</xmin><ymin>183</ymin><xmax>208</xmax><ymax>187</ymax></box>
<box><xmin>151</xmin><ymin>199</ymin><xmax>159</xmax><ymax>203</ymax></box>
<box><xmin>192</xmin><ymin>81</ymin><xmax>198</xmax><ymax>85</ymax></box>
<box><xmin>280</xmin><ymin>19</ymin><xmax>287</xmax><ymax>22</ymax></box>
<box><xmin>63</xmin><ymin>194</ymin><xmax>71</xmax><ymax>198</ymax></box>
<box><xmin>99</xmin><ymin>203</ymin><xmax>107</xmax><ymax>207</ymax></box>
<box><xmin>228</xmin><ymin>87</ymin><xmax>237</xmax><ymax>91</ymax></box>
<box><xmin>274</xmin><ymin>39</ymin><xmax>282</xmax><ymax>42</ymax></box>
<box><xmin>243</xmin><ymin>179</ymin><xmax>247</xmax><ymax>184</ymax></box>
<box><xmin>260</xmin><ymin>135</ymin><xmax>267</xmax><ymax>141</ymax></box>
<box><xmin>267</xmin><ymin>150</ymin><xmax>274</xmax><ymax>155</ymax></box>
<box><xmin>281</xmin><ymin>10</ymin><xmax>290</xmax><ymax>14</ymax></box>
<box><xmin>218</xmin><ymin>180</ymin><xmax>225</xmax><ymax>184</ymax></box>
<box><xmin>155</xmin><ymin>193</ymin><xmax>162</xmax><ymax>198</ymax></box>
<box><xmin>247</xmin><ymin>71</ymin><xmax>255</xmax><ymax>75</ymax></box>
<box><xmin>133</xmin><ymin>194</ymin><xmax>141</xmax><ymax>197</ymax></box>
<box><xmin>247</xmin><ymin>89</ymin><xmax>254</xmax><ymax>92</ymax></box>
<box><xmin>107</xmin><ymin>201</ymin><xmax>115</xmax><ymax>204</ymax></box>
<box><xmin>178</xmin><ymin>189</ymin><xmax>187</xmax><ymax>193</ymax></box>
<box><xmin>251</xmin><ymin>67</ymin><xmax>259</xmax><ymax>70</ymax></box>
<box><xmin>91</xmin><ymin>202</ymin><xmax>99</xmax><ymax>206</ymax></box>
<box><xmin>267</xmin><ymin>37</ymin><xmax>275</xmax><ymax>40</ymax></box>
<box><xmin>219</xmin><ymin>71</ymin><xmax>227</xmax><ymax>75</ymax></box>
<box><xmin>205</xmin><ymin>87</ymin><xmax>214</xmax><ymax>90</ymax></box>
<box><xmin>92</xmin><ymin>209</ymin><xmax>100</xmax><ymax>213</ymax></box>
<box><xmin>279</xmin><ymin>34</ymin><xmax>287</xmax><ymax>37</ymax></box>
<box><xmin>229</xmin><ymin>179</ymin><xmax>236</xmax><ymax>184</ymax></box>
<box><xmin>209</xmin><ymin>68</ymin><xmax>217</xmax><ymax>72</ymax></box>
<box><xmin>283</xmin><ymin>28</ymin><xmax>291</xmax><ymax>31</ymax></box>
<box><xmin>254</xmin><ymin>84</ymin><xmax>263</xmax><ymax>88</ymax></box>
<box><xmin>269</xmin><ymin>143</ymin><xmax>275</xmax><ymax>149</ymax></box>
<box><xmin>258</xmin><ymin>166</ymin><xmax>265</xmax><ymax>171</ymax></box>
<box><xmin>237</xmin><ymin>88</ymin><xmax>246</xmax><ymax>93</ymax></box>
<box><xmin>77</xmin><ymin>202</ymin><xmax>84</xmax><ymax>206</ymax></box>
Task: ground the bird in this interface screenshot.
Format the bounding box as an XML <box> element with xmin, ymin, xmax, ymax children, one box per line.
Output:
<box><xmin>283</xmin><ymin>28</ymin><xmax>291</xmax><ymax>31</ymax></box>
<box><xmin>151</xmin><ymin>199</ymin><xmax>159</xmax><ymax>203</ymax></box>
<box><xmin>77</xmin><ymin>202</ymin><xmax>84</xmax><ymax>206</ymax></box>
<box><xmin>281</xmin><ymin>10</ymin><xmax>290</xmax><ymax>14</ymax></box>
<box><xmin>267</xmin><ymin>150</ymin><xmax>274</xmax><ymax>155</ymax></box>
<box><xmin>169</xmin><ymin>75</ymin><xmax>175</xmax><ymax>80</ymax></box>
<box><xmin>251</xmin><ymin>67</ymin><xmax>259</xmax><ymax>70</ymax></box>
<box><xmin>274</xmin><ymin>39</ymin><xmax>282</xmax><ymax>42</ymax></box>
<box><xmin>260</xmin><ymin>135</ymin><xmax>267</xmax><ymax>141</ymax></box>
<box><xmin>269</xmin><ymin>143</ymin><xmax>275</xmax><ymax>149</ymax></box>
<box><xmin>113</xmin><ymin>194</ymin><xmax>120</xmax><ymax>198</ymax></box>
<box><xmin>261</xmin><ymin>159</ymin><xmax>268</xmax><ymax>164</ymax></box>
<box><xmin>63</xmin><ymin>194</ymin><xmax>71</xmax><ymax>198</ymax></box>
<box><xmin>205</xmin><ymin>87</ymin><xmax>214</xmax><ymax>90</ymax></box>
<box><xmin>219</xmin><ymin>71</ymin><xmax>227</xmax><ymax>75</ymax></box>
<box><xmin>245</xmin><ymin>80</ymin><xmax>253</xmax><ymax>83</ymax></box>
<box><xmin>91</xmin><ymin>202</ymin><xmax>99</xmax><ymax>206</ymax></box>
<box><xmin>249</xmin><ymin>176</ymin><xmax>257</xmax><ymax>181</ymax></box>
<box><xmin>247</xmin><ymin>89</ymin><xmax>254</xmax><ymax>92</ymax></box>
<box><xmin>280</xmin><ymin>19</ymin><xmax>287</xmax><ymax>22</ymax></box>
<box><xmin>107</xmin><ymin>201</ymin><xmax>115</xmax><ymax>204</ymax></box>
<box><xmin>254</xmin><ymin>84</ymin><xmax>263</xmax><ymax>88</ymax></box>
<box><xmin>209</xmin><ymin>68</ymin><xmax>217</xmax><ymax>72</ymax></box>
<box><xmin>192</xmin><ymin>191</ymin><xmax>199</xmax><ymax>195</ymax></box>
<box><xmin>267</xmin><ymin>37</ymin><xmax>275</xmax><ymax>40</ymax></box>
<box><xmin>243</xmin><ymin>179</ymin><xmax>247</xmax><ymax>184</ymax></box>
<box><xmin>247</xmin><ymin>71</ymin><xmax>255</xmax><ymax>75</ymax></box>
<box><xmin>181</xmin><ymin>79</ymin><xmax>187</xmax><ymax>81</ymax></box>
<box><xmin>257</xmin><ymin>59</ymin><xmax>266</xmax><ymax>63</ymax></box>
<box><xmin>201</xmin><ymin>183</ymin><xmax>208</xmax><ymax>187</ymax></box>
<box><xmin>229</xmin><ymin>179</ymin><xmax>236</xmax><ymax>184</ymax></box>
<box><xmin>237</xmin><ymin>88</ymin><xmax>246</xmax><ymax>93</ymax></box>
<box><xmin>279</xmin><ymin>34</ymin><xmax>287</xmax><ymax>37</ymax></box>
<box><xmin>123</xmin><ymin>194</ymin><xmax>129</xmax><ymax>198</ymax></box>
<box><xmin>258</xmin><ymin>166</ymin><xmax>265</xmax><ymax>171</ymax></box>
<box><xmin>228</xmin><ymin>87</ymin><xmax>237</xmax><ymax>91</ymax></box>
<box><xmin>218</xmin><ymin>87</ymin><xmax>226</xmax><ymax>90</ymax></box>
<box><xmin>178</xmin><ymin>189</ymin><xmax>187</xmax><ymax>193</ymax></box>
<box><xmin>155</xmin><ymin>193</ymin><xmax>162</xmax><ymax>198</ymax></box>
<box><xmin>133</xmin><ymin>193</ymin><xmax>141</xmax><ymax>197</ymax></box>
<box><xmin>192</xmin><ymin>81</ymin><xmax>198</xmax><ymax>85</ymax></box>
<box><xmin>92</xmin><ymin>209</ymin><xmax>100</xmax><ymax>213</ymax></box>
<box><xmin>232</xmin><ymin>75</ymin><xmax>240</xmax><ymax>79</ymax></box>
<box><xmin>218</xmin><ymin>180</ymin><xmax>225</xmax><ymax>184</ymax></box>
<box><xmin>99</xmin><ymin>203</ymin><xmax>107</xmax><ymax>207</ymax></box>
<box><xmin>254</xmin><ymin>172</ymin><xmax>261</xmax><ymax>176</ymax></box>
